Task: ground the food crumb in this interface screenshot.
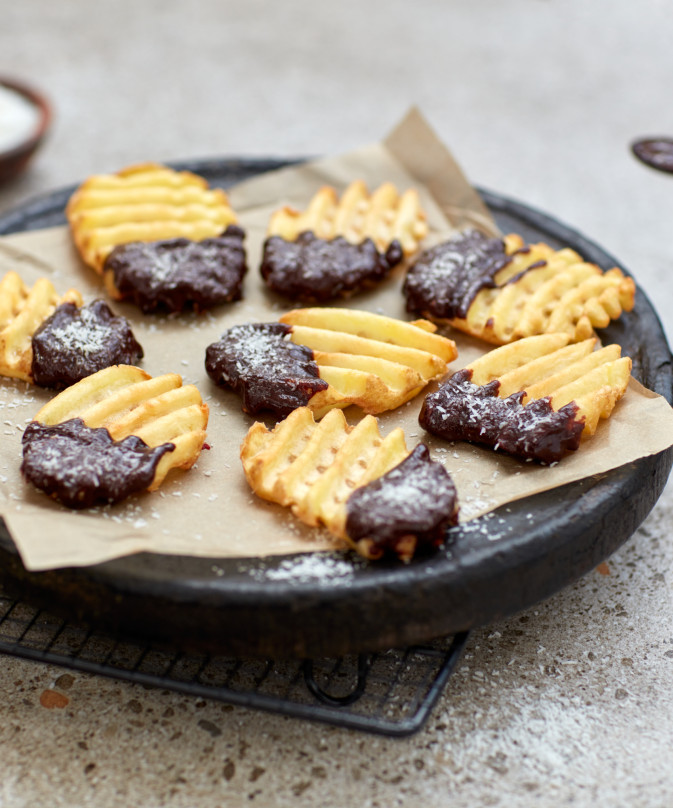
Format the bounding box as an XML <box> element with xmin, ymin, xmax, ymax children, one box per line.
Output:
<box><xmin>40</xmin><ymin>689</ymin><xmax>69</xmax><ymax>709</ymax></box>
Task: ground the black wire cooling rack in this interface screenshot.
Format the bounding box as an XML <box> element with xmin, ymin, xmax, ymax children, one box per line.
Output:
<box><xmin>0</xmin><ymin>583</ymin><xmax>468</xmax><ymax>737</ymax></box>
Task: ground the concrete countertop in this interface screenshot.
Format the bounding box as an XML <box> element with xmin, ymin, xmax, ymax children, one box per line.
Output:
<box><xmin>1</xmin><ymin>1</ymin><xmax>672</xmax><ymax>805</ymax></box>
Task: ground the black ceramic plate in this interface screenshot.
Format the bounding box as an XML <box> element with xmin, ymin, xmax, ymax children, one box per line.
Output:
<box><xmin>0</xmin><ymin>158</ymin><xmax>671</xmax><ymax>659</ymax></box>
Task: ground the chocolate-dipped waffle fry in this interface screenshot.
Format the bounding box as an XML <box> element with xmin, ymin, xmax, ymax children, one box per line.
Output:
<box><xmin>419</xmin><ymin>334</ymin><xmax>632</xmax><ymax>463</ymax></box>
<box><xmin>465</xmin><ymin>334</ymin><xmax>632</xmax><ymax>436</ymax></box>
<box><xmin>404</xmin><ymin>229</ymin><xmax>635</xmax><ymax>344</ymax></box>
<box><xmin>240</xmin><ymin>407</ymin><xmax>458</xmax><ymax>561</ymax></box>
<box><xmin>0</xmin><ymin>270</ymin><xmax>142</xmax><ymax>387</ymax></box>
<box><xmin>0</xmin><ymin>271</ymin><xmax>82</xmax><ymax>382</ymax></box>
<box><xmin>66</xmin><ymin>163</ymin><xmax>245</xmax><ymax>312</ymax></box>
<box><xmin>205</xmin><ymin>307</ymin><xmax>458</xmax><ymax>419</ymax></box>
<box><xmin>21</xmin><ymin>365</ymin><xmax>209</xmax><ymax>508</ymax></box>
<box><xmin>260</xmin><ymin>181</ymin><xmax>428</xmax><ymax>301</ymax></box>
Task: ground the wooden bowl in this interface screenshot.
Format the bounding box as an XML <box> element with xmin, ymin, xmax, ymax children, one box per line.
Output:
<box><xmin>0</xmin><ymin>77</ymin><xmax>52</xmax><ymax>185</ymax></box>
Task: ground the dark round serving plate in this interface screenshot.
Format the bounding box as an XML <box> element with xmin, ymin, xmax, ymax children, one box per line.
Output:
<box><xmin>0</xmin><ymin>158</ymin><xmax>671</xmax><ymax>659</ymax></box>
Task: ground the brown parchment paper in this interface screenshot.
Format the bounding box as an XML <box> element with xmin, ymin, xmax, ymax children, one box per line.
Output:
<box><xmin>1</xmin><ymin>108</ymin><xmax>673</xmax><ymax>572</ymax></box>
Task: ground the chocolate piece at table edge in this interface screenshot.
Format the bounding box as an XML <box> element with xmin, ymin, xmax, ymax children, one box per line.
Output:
<box><xmin>403</xmin><ymin>228</ymin><xmax>537</xmax><ymax>320</ymax></box>
<box><xmin>418</xmin><ymin>368</ymin><xmax>585</xmax><ymax>464</ymax></box>
<box><xmin>31</xmin><ymin>299</ymin><xmax>143</xmax><ymax>389</ymax></box>
<box><xmin>21</xmin><ymin>418</ymin><xmax>175</xmax><ymax>509</ymax></box>
<box><xmin>631</xmin><ymin>137</ymin><xmax>673</xmax><ymax>175</ymax></box>
<box><xmin>345</xmin><ymin>443</ymin><xmax>458</xmax><ymax>560</ymax></box>
<box><xmin>103</xmin><ymin>224</ymin><xmax>247</xmax><ymax>313</ymax></box>
<box><xmin>205</xmin><ymin>322</ymin><xmax>328</xmax><ymax>418</ymax></box>
<box><xmin>260</xmin><ymin>231</ymin><xmax>403</xmax><ymax>302</ymax></box>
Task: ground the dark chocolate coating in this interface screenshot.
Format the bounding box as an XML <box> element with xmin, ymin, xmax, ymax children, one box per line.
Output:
<box><xmin>260</xmin><ymin>231</ymin><xmax>403</xmax><ymax>302</ymax></box>
<box><xmin>31</xmin><ymin>300</ymin><xmax>143</xmax><ymax>389</ymax></box>
<box><xmin>419</xmin><ymin>368</ymin><xmax>585</xmax><ymax>464</ymax></box>
<box><xmin>21</xmin><ymin>419</ymin><xmax>175</xmax><ymax>509</ymax></box>
<box><xmin>403</xmin><ymin>229</ymin><xmax>517</xmax><ymax>320</ymax></box>
<box><xmin>345</xmin><ymin>444</ymin><xmax>458</xmax><ymax>558</ymax></box>
<box><xmin>103</xmin><ymin>224</ymin><xmax>247</xmax><ymax>313</ymax></box>
<box><xmin>631</xmin><ymin>138</ymin><xmax>673</xmax><ymax>174</ymax></box>
<box><xmin>205</xmin><ymin>322</ymin><xmax>328</xmax><ymax>418</ymax></box>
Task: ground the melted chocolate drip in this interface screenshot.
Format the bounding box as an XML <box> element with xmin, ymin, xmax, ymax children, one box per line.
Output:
<box><xmin>21</xmin><ymin>419</ymin><xmax>174</xmax><ymax>509</ymax></box>
<box><xmin>205</xmin><ymin>322</ymin><xmax>328</xmax><ymax>417</ymax></box>
<box><xmin>419</xmin><ymin>369</ymin><xmax>585</xmax><ymax>464</ymax></box>
<box><xmin>260</xmin><ymin>231</ymin><xmax>403</xmax><ymax>302</ymax></box>
<box><xmin>404</xmin><ymin>229</ymin><xmax>518</xmax><ymax>319</ymax></box>
<box><xmin>31</xmin><ymin>300</ymin><xmax>143</xmax><ymax>389</ymax></box>
<box><xmin>104</xmin><ymin>224</ymin><xmax>247</xmax><ymax>313</ymax></box>
<box><xmin>631</xmin><ymin>138</ymin><xmax>673</xmax><ymax>175</ymax></box>
<box><xmin>345</xmin><ymin>444</ymin><xmax>458</xmax><ymax>558</ymax></box>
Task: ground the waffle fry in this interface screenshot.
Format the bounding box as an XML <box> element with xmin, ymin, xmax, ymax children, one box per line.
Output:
<box><xmin>419</xmin><ymin>333</ymin><xmax>631</xmax><ymax>464</ymax></box>
<box><xmin>0</xmin><ymin>271</ymin><xmax>82</xmax><ymax>382</ymax></box>
<box><xmin>206</xmin><ymin>308</ymin><xmax>457</xmax><ymax>419</ymax></box>
<box><xmin>66</xmin><ymin>162</ymin><xmax>238</xmax><ymax>274</ymax></box>
<box><xmin>267</xmin><ymin>180</ymin><xmax>429</xmax><ymax>256</ymax></box>
<box><xmin>32</xmin><ymin>365</ymin><xmax>209</xmax><ymax>492</ymax></box>
<box><xmin>283</xmin><ymin>308</ymin><xmax>456</xmax><ymax>416</ymax></box>
<box><xmin>465</xmin><ymin>334</ymin><xmax>632</xmax><ymax>436</ymax></box>
<box><xmin>404</xmin><ymin>229</ymin><xmax>636</xmax><ymax>344</ymax></box>
<box><xmin>241</xmin><ymin>407</ymin><xmax>457</xmax><ymax>560</ymax></box>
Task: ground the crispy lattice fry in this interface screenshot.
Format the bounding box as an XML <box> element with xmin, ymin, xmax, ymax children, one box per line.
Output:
<box><xmin>241</xmin><ymin>407</ymin><xmax>458</xmax><ymax>560</ymax></box>
<box><xmin>281</xmin><ymin>307</ymin><xmax>457</xmax><ymax>416</ymax></box>
<box><xmin>66</xmin><ymin>163</ymin><xmax>238</xmax><ymax>274</ymax></box>
<box><xmin>419</xmin><ymin>334</ymin><xmax>631</xmax><ymax>463</ymax></box>
<box><xmin>33</xmin><ymin>365</ymin><xmax>209</xmax><ymax>490</ymax></box>
<box><xmin>206</xmin><ymin>308</ymin><xmax>457</xmax><ymax>420</ymax></box>
<box><xmin>241</xmin><ymin>407</ymin><xmax>408</xmax><ymax>530</ymax></box>
<box><xmin>404</xmin><ymin>229</ymin><xmax>636</xmax><ymax>345</ymax></box>
<box><xmin>267</xmin><ymin>180</ymin><xmax>429</xmax><ymax>256</ymax></box>
<box><xmin>0</xmin><ymin>271</ymin><xmax>82</xmax><ymax>382</ymax></box>
<box><xmin>465</xmin><ymin>334</ymin><xmax>632</xmax><ymax>436</ymax></box>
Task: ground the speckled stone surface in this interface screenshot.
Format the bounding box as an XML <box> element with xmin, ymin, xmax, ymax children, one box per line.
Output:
<box><xmin>1</xmin><ymin>1</ymin><xmax>673</xmax><ymax>805</ymax></box>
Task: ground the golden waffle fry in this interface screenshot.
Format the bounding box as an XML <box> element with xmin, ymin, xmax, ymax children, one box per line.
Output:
<box><xmin>241</xmin><ymin>406</ymin><xmax>407</xmax><ymax>528</ymax></box>
<box><xmin>66</xmin><ymin>162</ymin><xmax>238</xmax><ymax>274</ymax></box>
<box><xmin>206</xmin><ymin>308</ymin><xmax>457</xmax><ymax>420</ymax></box>
<box><xmin>465</xmin><ymin>334</ymin><xmax>632</xmax><ymax>436</ymax></box>
<box><xmin>33</xmin><ymin>365</ymin><xmax>209</xmax><ymax>489</ymax></box>
<box><xmin>404</xmin><ymin>229</ymin><xmax>636</xmax><ymax>345</ymax></box>
<box><xmin>0</xmin><ymin>271</ymin><xmax>82</xmax><ymax>382</ymax></box>
<box><xmin>241</xmin><ymin>407</ymin><xmax>459</xmax><ymax>560</ymax></box>
<box><xmin>267</xmin><ymin>180</ymin><xmax>429</xmax><ymax>256</ymax></box>
<box><xmin>281</xmin><ymin>307</ymin><xmax>457</xmax><ymax>416</ymax></box>
<box><xmin>419</xmin><ymin>333</ymin><xmax>631</xmax><ymax>463</ymax></box>
<box><xmin>240</xmin><ymin>407</ymin><xmax>405</xmax><ymax>549</ymax></box>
